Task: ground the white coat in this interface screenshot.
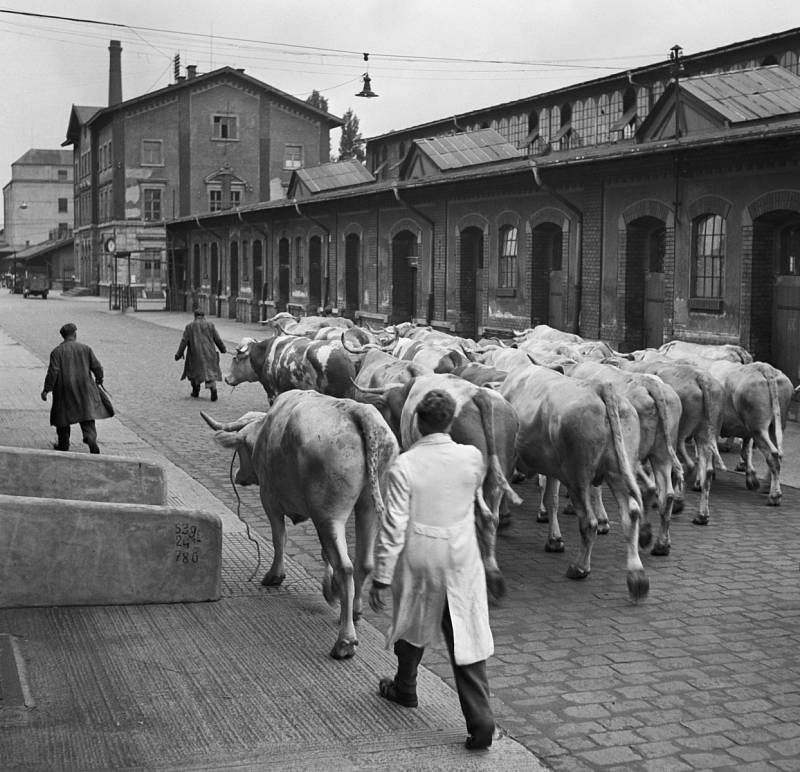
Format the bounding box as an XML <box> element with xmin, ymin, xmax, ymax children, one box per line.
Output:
<box><xmin>373</xmin><ymin>433</ymin><xmax>493</xmax><ymax>665</ymax></box>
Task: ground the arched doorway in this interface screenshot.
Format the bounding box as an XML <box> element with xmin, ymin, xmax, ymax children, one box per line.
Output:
<box><xmin>752</xmin><ymin>210</ymin><xmax>800</xmax><ymax>380</ymax></box>
<box><xmin>344</xmin><ymin>233</ymin><xmax>360</xmax><ymax>317</ymax></box>
<box><xmin>531</xmin><ymin>223</ymin><xmax>563</xmax><ymax>328</ymax></box>
<box><xmin>309</xmin><ymin>235</ymin><xmax>323</xmax><ymax>311</ymax></box>
<box><xmin>229</xmin><ymin>241</ymin><xmax>239</xmax><ymax>319</ymax></box>
<box><xmin>278</xmin><ymin>237</ymin><xmax>290</xmax><ymax>312</ymax></box>
<box><xmin>392</xmin><ymin>230</ymin><xmax>418</xmax><ymax>324</ymax></box>
<box><xmin>624</xmin><ymin>216</ymin><xmax>666</xmax><ymax>350</ymax></box>
<box><xmin>460</xmin><ymin>226</ymin><xmax>483</xmax><ymax>338</ymax></box>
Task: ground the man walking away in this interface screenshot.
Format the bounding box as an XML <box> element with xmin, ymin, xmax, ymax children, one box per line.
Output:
<box><xmin>41</xmin><ymin>322</ymin><xmax>111</xmax><ymax>454</ymax></box>
<box><xmin>174</xmin><ymin>307</ymin><xmax>227</xmax><ymax>401</ymax></box>
<box><xmin>369</xmin><ymin>389</ymin><xmax>496</xmax><ymax>751</ymax></box>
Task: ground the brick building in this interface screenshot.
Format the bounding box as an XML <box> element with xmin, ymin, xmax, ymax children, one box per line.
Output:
<box><xmin>165</xmin><ymin>27</ymin><xmax>800</xmax><ymax>382</ymax></box>
<box><xmin>63</xmin><ymin>40</ymin><xmax>342</xmax><ymax>309</ymax></box>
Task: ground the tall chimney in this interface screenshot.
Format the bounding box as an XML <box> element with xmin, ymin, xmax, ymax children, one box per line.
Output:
<box><xmin>108</xmin><ymin>40</ymin><xmax>122</xmax><ymax>106</ymax></box>
<box><xmin>187</xmin><ymin>65</ymin><xmax>197</xmax><ymax>80</ymax></box>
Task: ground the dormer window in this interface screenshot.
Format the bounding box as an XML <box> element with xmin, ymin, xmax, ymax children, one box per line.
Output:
<box><xmin>611</xmin><ymin>87</ymin><xmax>639</xmax><ymax>139</ymax></box>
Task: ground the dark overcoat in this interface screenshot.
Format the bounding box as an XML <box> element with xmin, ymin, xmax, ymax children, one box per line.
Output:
<box><xmin>175</xmin><ymin>318</ymin><xmax>227</xmax><ymax>383</ymax></box>
<box><xmin>43</xmin><ymin>340</ymin><xmax>112</xmax><ymax>427</ymax></box>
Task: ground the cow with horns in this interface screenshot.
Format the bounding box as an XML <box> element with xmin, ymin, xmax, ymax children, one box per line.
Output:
<box><xmin>225</xmin><ymin>335</ymin><xmax>356</xmax><ymax>404</ymax></box>
<box><xmin>201</xmin><ymin>390</ymin><xmax>398</xmax><ymax>659</ymax></box>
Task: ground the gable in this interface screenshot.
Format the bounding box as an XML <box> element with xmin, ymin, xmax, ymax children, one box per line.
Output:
<box><xmin>637</xmin><ymin>66</ymin><xmax>800</xmax><ymax>142</ymax></box>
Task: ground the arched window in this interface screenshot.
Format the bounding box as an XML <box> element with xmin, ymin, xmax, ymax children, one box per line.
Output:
<box><xmin>692</xmin><ymin>214</ymin><xmax>725</xmax><ymax>299</ymax></box>
<box><xmin>498</xmin><ymin>225</ymin><xmax>518</xmax><ymax>290</ymax></box>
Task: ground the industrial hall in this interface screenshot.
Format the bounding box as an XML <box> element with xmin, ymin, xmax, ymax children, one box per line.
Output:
<box><xmin>164</xmin><ymin>26</ymin><xmax>800</xmax><ymax>384</ymax></box>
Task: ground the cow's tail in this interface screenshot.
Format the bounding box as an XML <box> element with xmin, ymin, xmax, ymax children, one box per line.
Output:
<box><xmin>696</xmin><ymin>369</ymin><xmax>727</xmax><ymax>471</ymax></box>
<box><xmin>646</xmin><ymin>379</ymin><xmax>685</xmax><ymax>488</ymax></box>
<box><xmin>755</xmin><ymin>362</ymin><xmax>784</xmax><ymax>458</ymax></box>
<box><xmin>472</xmin><ymin>390</ymin><xmax>523</xmax><ymax>507</ymax></box>
<box><xmin>596</xmin><ymin>380</ymin><xmax>643</xmax><ymax>512</ymax></box>
<box><xmin>352</xmin><ymin>404</ymin><xmax>397</xmax><ymax>522</ymax></box>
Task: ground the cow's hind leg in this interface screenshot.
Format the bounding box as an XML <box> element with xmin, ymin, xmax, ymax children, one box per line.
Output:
<box><xmin>259</xmin><ymin>496</ymin><xmax>288</xmax><ymax>586</ymax></box>
<box><xmin>315</xmin><ymin>517</ymin><xmax>358</xmax><ymax>659</ymax></box>
<box><xmin>353</xmin><ymin>488</ymin><xmax>380</xmax><ymax>620</ymax></box>
<box><xmin>753</xmin><ymin>430</ymin><xmax>782</xmax><ymax>506</ymax></box>
<box><xmin>607</xmin><ymin>475</ymin><xmax>648</xmax><ymax>602</ymax></box>
<box><xmin>542</xmin><ymin>477</ymin><xmax>564</xmax><ymax>552</ymax></box>
<box><xmin>649</xmin><ymin>458</ymin><xmax>675</xmax><ymax>556</ymax></box>
<box><xmin>565</xmin><ymin>486</ymin><xmax>595</xmax><ymax>580</ymax></box>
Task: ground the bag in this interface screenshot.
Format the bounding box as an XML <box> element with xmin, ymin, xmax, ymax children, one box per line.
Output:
<box><xmin>97</xmin><ymin>383</ymin><xmax>115</xmax><ymax>418</ymax></box>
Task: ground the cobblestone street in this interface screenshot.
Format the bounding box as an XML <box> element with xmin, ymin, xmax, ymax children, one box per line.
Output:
<box><xmin>3</xmin><ymin>292</ymin><xmax>800</xmax><ymax>771</ymax></box>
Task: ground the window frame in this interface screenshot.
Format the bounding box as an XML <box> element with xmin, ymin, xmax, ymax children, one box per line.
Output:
<box><xmin>284</xmin><ymin>144</ymin><xmax>303</xmax><ymax>170</ymax></box>
<box><xmin>142</xmin><ymin>187</ymin><xmax>163</xmax><ymax>222</ymax></box>
<box><xmin>497</xmin><ymin>224</ymin><xmax>519</xmax><ymax>295</ymax></box>
<box><xmin>689</xmin><ymin>213</ymin><xmax>726</xmax><ymax>312</ymax></box>
<box><xmin>141</xmin><ymin>139</ymin><xmax>164</xmax><ymax>167</ymax></box>
<box><xmin>212</xmin><ymin>114</ymin><xmax>239</xmax><ymax>141</ymax></box>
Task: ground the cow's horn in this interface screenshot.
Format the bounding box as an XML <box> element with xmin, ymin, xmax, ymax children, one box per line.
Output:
<box><xmin>340</xmin><ymin>330</ymin><xmax>365</xmax><ymax>353</ymax></box>
<box><xmin>350</xmin><ymin>379</ymin><xmax>404</xmax><ymax>394</ymax></box>
<box><xmin>200</xmin><ymin>411</ymin><xmax>223</xmax><ymax>430</ymax></box>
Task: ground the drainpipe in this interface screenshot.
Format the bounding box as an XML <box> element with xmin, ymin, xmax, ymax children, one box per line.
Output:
<box><xmin>392</xmin><ymin>183</ymin><xmax>435</xmax><ymax>324</ymax></box>
<box><xmin>529</xmin><ymin>159</ymin><xmax>584</xmax><ymax>335</ymax></box>
<box><xmin>294</xmin><ymin>198</ymin><xmax>331</xmax><ymax>310</ymax></box>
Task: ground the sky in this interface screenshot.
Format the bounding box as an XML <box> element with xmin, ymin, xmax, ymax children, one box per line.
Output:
<box><xmin>2</xmin><ymin>0</ymin><xmax>799</xmax><ymax>228</ymax></box>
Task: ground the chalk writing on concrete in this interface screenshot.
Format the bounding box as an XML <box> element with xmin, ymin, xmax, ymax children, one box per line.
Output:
<box><xmin>174</xmin><ymin>522</ymin><xmax>202</xmax><ymax>564</ymax></box>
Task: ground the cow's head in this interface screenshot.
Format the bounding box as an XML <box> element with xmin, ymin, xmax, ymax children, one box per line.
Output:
<box><xmin>225</xmin><ymin>337</ymin><xmax>260</xmax><ymax>387</ymax></box>
<box><xmin>200</xmin><ymin>410</ymin><xmax>266</xmax><ymax>485</ymax></box>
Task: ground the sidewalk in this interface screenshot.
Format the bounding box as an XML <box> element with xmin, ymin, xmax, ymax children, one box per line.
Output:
<box><xmin>0</xmin><ymin>296</ymin><xmax>547</xmax><ymax>771</ymax></box>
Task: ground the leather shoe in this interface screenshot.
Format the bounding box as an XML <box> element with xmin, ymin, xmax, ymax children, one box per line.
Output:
<box><xmin>210</xmin><ymin>389</ymin><xmax>218</xmax><ymax>402</ymax></box>
<box><xmin>465</xmin><ymin>726</ymin><xmax>494</xmax><ymax>751</ymax></box>
<box><xmin>53</xmin><ymin>443</ymin><xmax>69</xmax><ymax>452</ymax></box>
<box><xmin>88</xmin><ymin>443</ymin><xmax>100</xmax><ymax>454</ymax></box>
<box><xmin>378</xmin><ymin>677</ymin><xmax>418</xmax><ymax>708</ymax></box>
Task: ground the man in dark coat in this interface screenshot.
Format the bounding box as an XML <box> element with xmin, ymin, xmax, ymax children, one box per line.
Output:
<box><xmin>41</xmin><ymin>322</ymin><xmax>111</xmax><ymax>453</ymax></box>
<box><xmin>174</xmin><ymin>307</ymin><xmax>227</xmax><ymax>400</ymax></box>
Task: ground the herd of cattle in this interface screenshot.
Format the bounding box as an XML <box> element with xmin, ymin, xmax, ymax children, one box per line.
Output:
<box><xmin>200</xmin><ymin>311</ymin><xmax>796</xmax><ymax>658</ymax></box>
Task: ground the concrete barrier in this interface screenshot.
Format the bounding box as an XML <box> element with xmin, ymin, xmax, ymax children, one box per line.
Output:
<box><xmin>0</xmin><ymin>445</ymin><xmax>167</xmax><ymax>504</ymax></box>
<box><xmin>0</xmin><ymin>494</ymin><xmax>222</xmax><ymax>607</ymax></box>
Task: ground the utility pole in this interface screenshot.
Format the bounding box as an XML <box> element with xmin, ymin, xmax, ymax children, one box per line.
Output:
<box><xmin>670</xmin><ymin>44</ymin><xmax>684</xmax><ymax>139</ymax></box>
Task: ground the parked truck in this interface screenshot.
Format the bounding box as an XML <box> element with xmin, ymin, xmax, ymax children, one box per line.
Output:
<box><xmin>23</xmin><ymin>272</ymin><xmax>50</xmax><ymax>299</ymax></box>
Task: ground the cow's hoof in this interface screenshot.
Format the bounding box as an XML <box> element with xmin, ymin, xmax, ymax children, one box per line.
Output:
<box><xmin>536</xmin><ymin>510</ymin><xmax>549</xmax><ymax>523</ymax></box>
<box><xmin>692</xmin><ymin>514</ymin><xmax>709</xmax><ymax>526</ymax></box>
<box><xmin>767</xmin><ymin>494</ymin><xmax>782</xmax><ymax>507</ymax></box>
<box><xmin>545</xmin><ymin>537</ymin><xmax>565</xmax><ymax>553</ymax></box>
<box><xmin>330</xmin><ymin>640</ymin><xmax>357</xmax><ymax>660</ymax></box>
<box><xmin>563</xmin><ymin>501</ymin><xmax>576</xmax><ymax>515</ymax></box>
<box><xmin>486</xmin><ymin>571</ymin><xmax>506</xmax><ymax>600</ymax></box>
<box><xmin>638</xmin><ymin>523</ymin><xmax>653</xmax><ymax>549</ymax></box>
<box><xmin>261</xmin><ymin>572</ymin><xmax>285</xmax><ymax>587</ymax></box>
<box><xmin>498</xmin><ymin>514</ymin><xmax>513</xmax><ymax>531</ymax></box>
<box><xmin>735</xmin><ymin>460</ymin><xmax>747</xmax><ymax>472</ymax></box>
<box><xmin>511</xmin><ymin>470</ymin><xmax>527</xmax><ymax>483</ymax></box>
<box><xmin>746</xmin><ymin>473</ymin><xmax>760</xmax><ymax>491</ymax></box>
<box><xmin>651</xmin><ymin>541</ymin><xmax>671</xmax><ymax>557</ymax></box>
<box><xmin>672</xmin><ymin>498</ymin><xmax>684</xmax><ymax>515</ymax></box>
<box><xmin>626</xmin><ymin>570</ymin><xmax>649</xmax><ymax>602</ymax></box>
<box><xmin>566</xmin><ymin>564</ymin><xmax>590</xmax><ymax>580</ymax></box>
<box><xmin>597</xmin><ymin>521</ymin><xmax>610</xmax><ymax>535</ymax></box>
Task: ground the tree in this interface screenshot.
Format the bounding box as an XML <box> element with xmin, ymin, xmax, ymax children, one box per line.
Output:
<box><xmin>306</xmin><ymin>90</ymin><xmax>329</xmax><ymax>113</ymax></box>
<box><xmin>338</xmin><ymin>108</ymin><xmax>365</xmax><ymax>163</ymax></box>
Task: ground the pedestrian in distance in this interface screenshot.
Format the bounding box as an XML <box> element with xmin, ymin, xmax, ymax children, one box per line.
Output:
<box><xmin>40</xmin><ymin>322</ymin><xmax>111</xmax><ymax>454</ymax></box>
<box><xmin>369</xmin><ymin>389</ymin><xmax>496</xmax><ymax>751</ymax></box>
<box><xmin>174</xmin><ymin>307</ymin><xmax>227</xmax><ymax>401</ymax></box>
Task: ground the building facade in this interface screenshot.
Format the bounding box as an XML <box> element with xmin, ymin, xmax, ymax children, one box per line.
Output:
<box><xmin>165</xmin><ymin>28</ymin><xmax>800</xmax><ymax>384</ymax></box>
<box><xmin>63</xmin><ymin>40</ymin><xmax>342</xmax><ymax>310</ymax></box>
<box><xmin>3</xmin><ymin>149</ymin><xmax>73</xmax><ymax>251</ymax></box>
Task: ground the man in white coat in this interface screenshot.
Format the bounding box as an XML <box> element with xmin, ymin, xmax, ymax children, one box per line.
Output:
<box><xmin>369</xmin><ymin>389</ymin><xmax>496</xmax><ymax>751</ymax></box>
